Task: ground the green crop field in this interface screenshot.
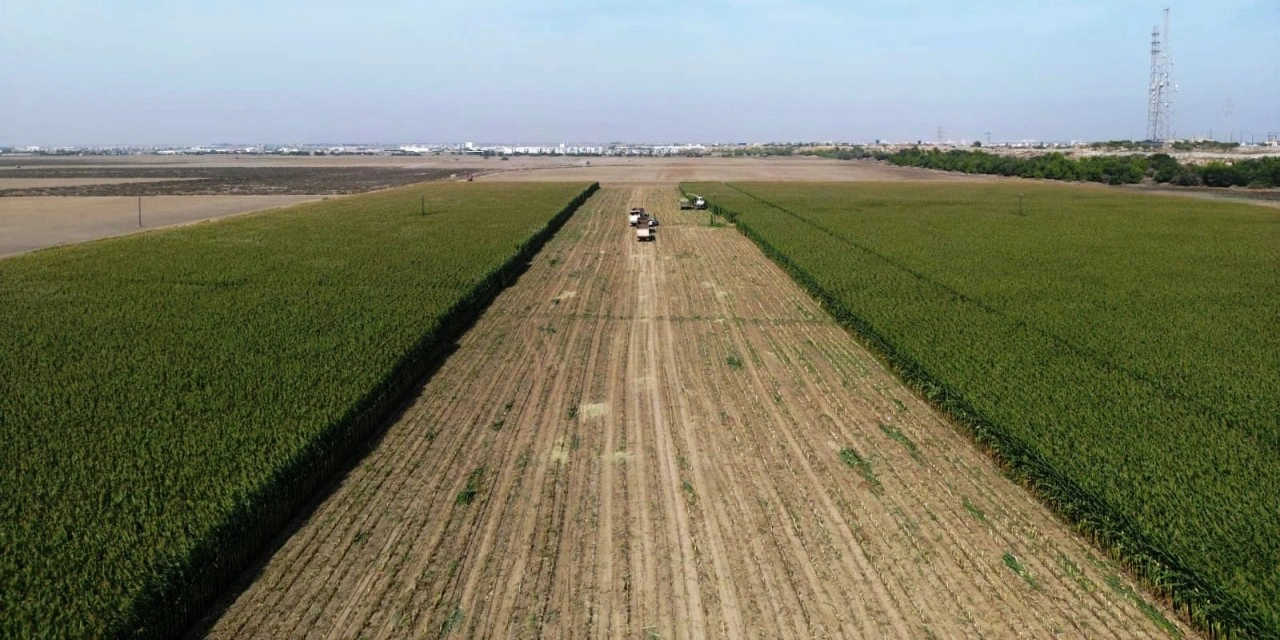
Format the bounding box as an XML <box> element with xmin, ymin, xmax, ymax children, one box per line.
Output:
<box><xmin>685</xmin><ymin>181</ymin><xmax>1280</xmax><ymax>638</ymax></box>
<box><xmin>0</xmin><ymin>181</ymin><xmax>596</xmax><ymax>638</ymax></box>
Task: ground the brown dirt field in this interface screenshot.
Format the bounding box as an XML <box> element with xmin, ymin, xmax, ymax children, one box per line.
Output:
<box><xmin>0</xmin><ymin>195</ymin><xmax>320</xmax><ymax>257</ymax></box>
<box><xmin>0</xmin><ymin>177</ymin><xmax>204</xmax><ymax>189</ymax></box>
<box><xmin>195</xmin><ymin>187</ymin><xmax>1191</xmax><ymax>639</ymax></box>
<box><xmin>0</xmin><ymin>154</ymin><xmax>508</xmax><ymax>170</ymax></box>
<box><xmin>1124</xmin><ymin>183</ymin><xmax>1280</xmax><ymax>208</ymax></box>
<box><xmin>476</xmin><ymin>157</ymin><xmax>978</xmax><ymax>185</ymax></box>
<box><xmin>0</xmin><ymin>166</ymin><xmax>468</xmax><ymax>196</ymax></box>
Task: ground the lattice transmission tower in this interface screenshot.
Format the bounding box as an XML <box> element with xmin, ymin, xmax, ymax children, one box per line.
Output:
<box><xmin>1146</xmin><ymin>8</ymin><xmax>1177</xmax><ymax>142</ymax></box>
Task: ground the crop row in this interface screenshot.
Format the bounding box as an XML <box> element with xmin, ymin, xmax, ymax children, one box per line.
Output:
<box><xmin>0</xmin><ymin>181</ymin><xmax>597</xmax><ymax>638</ymax></box>
<box><xmin>685</xmin><ymin>181</ymin><xmax>1280</xmax><ymax>638</ymax></box>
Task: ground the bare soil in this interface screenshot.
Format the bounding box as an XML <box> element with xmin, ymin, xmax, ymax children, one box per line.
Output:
<box><xmin>0</xmin><ymin>177</ymin><xmax>205</xmax><ymax>189</ymax></box>
<box><xmin>1125</xmin><ymin>183</ymin><xmax>1280</xmax><ymax>208</ymax></box>
<box><xmin>195</xmin><ymin>187</ymin><xmax>1191</xmax><ymax>639</ymax></box>
<box><xmin>0</xmin><ymin>195</ymin><xmax>320</xmax><ymax>257</ymax></box>
<box><xmin>0</xmin><ymin>158</ymin><xmax>485</xmax><ymax>257</ymax></box>
<box><xmin>477</xmin><ymin>156</ymin><xmax>979</xmax><ymax>185</ymax></box>
<box><xmin>0</xmin><ymin>166</ymin><xmax>469</xmax><ymax>196</ymax></box>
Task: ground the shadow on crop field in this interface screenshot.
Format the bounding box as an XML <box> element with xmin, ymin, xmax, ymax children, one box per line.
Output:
<box><xmin>184</xmin><ymin>188</ymin><xmax>601</xmax><ymax>639</ymax></box>
<box><xmin>183</xmin><ymin>337</ymin><xmax>462</xmax><ymax>638</ymax></box>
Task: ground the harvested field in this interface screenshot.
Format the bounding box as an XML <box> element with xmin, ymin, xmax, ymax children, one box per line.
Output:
<box><xmin>0</xmin><ymin>166</ymin><xmax>469</xmax><ymax>196</ymax></box>
<box><xmin>477</xmin><ymin>156</ymin><xmax>975</xmax><ymax>184</ymax></box>
<box><xmin>0</xmin><ymin>155</ymin><xmax>485</xmax><ymax>169</ymax></box>
<box><xmin>198</xmin><ymin>187</ymin><xmax>1189</xmax><ymax>639</ymax></box>
<box><xmin>0</xmin><ymin>177</ymin><xmax>204</xmax><ymax>189</ymax></box>
<box><xmin>1125</xmin><ymin>183</ymin><xmax>1280</xmax><ymax>207</ymax></box>
<box><xmin>0</xmin><ymin>195</ymin><xmax>320</xmax><ymax>257</ymax></box>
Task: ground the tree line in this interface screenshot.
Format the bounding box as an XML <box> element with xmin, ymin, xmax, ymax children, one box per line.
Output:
<box><xmin>813</xmin><ymin>146</ymin><xmax>1280</xmax><ymax>188</ymax></box>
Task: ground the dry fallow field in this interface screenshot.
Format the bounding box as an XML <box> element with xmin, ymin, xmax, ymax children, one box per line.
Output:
<box><xmin>0</xmin><ymin>195</ymin><xmax>321</xmax><ymax>257</ymax></box>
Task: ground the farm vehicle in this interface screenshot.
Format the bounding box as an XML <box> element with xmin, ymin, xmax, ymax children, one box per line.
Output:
<box><xmin>630</xmin><ymin>207</ymin><xmax>657</xmax><ymax>241</ymax></box>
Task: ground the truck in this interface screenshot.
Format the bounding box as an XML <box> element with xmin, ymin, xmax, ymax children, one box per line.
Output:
<box><xmin>636</xmin><ymin>211</ymin><xmax>657</xmax><ymax>241</ymax></box>
<box><xmin>628</xmin><ymin>207</ymin><xmax>645</xmax><ymax>227</ymax></box>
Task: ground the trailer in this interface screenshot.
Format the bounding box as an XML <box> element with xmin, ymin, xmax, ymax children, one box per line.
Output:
<box><xmin>635</xmin><ymin>211</ymin><xmax>656</xmax><ymax>241</ymax></box>
<box><xmin>679</xmin><ymin>198</ymin><xmax>693</xmax><ymax>210</ymax></box>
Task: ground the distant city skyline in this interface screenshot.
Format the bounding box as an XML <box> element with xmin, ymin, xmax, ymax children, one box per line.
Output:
<box><xmin>2</xmin><ymin>0</ymin><xmax>1276</xmax><ymax>147</ymax></box>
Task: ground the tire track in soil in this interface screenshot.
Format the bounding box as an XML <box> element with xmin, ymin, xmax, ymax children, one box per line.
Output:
<box><xmin>671</xmin><ymin>251</ymin><xmax>841</xmax><ymax>637</ymax></box>
<box><xmin>641</xmin><ymin>189</ymin><xmax>744</xmax><ymax>637</ymax></box>
<box><xmin>667</xmin><ymin>213</ymin><xmax>900</xmax><ymax>637</ymax></box>
<box><xmin>200</xmin><ymin>186</ymin><xmax>1193</xmax><ymax>639</ymax></box>
<box><xmin>635</xmin><ymin>203</ymin><xmax>709</xmax><ymax>638</ymax></box>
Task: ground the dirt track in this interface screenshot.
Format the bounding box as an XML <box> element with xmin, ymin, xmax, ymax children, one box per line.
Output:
<box><xmin>198</xmin><ymin>187</ymin><xmax>1189</xmax><ymax>639</ymax></box>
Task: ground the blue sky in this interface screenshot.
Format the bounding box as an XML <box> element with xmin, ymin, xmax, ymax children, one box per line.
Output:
<box><xmin>1</xmin><ymin>0</ymin><xmax>1276</xmax><ymax>145</ymax></box>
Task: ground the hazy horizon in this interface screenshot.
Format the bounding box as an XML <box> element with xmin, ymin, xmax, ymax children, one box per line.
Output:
<box><xmin>2</xmin><ymin>0</ymin><xmax>1277</xmax><ymax>147</ymax></box>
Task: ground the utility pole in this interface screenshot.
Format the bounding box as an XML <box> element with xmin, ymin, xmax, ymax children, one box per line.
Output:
<box><xmin>1223</xmin><ymin>98</ymin><xmax>1234</xmax><ymax>142</ymax></box>
<box><xmin>420</xmin><ymin>194</ymin><xmax>425</xmax><ymax>216</ymax></box>
<box><xmin>137</xmin><ymin>196</ymin><xmax>142</xmax><ymax>228</ymax></box>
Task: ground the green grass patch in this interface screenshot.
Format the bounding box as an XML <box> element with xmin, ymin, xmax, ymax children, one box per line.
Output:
<box><xmin>839</xmin><ymin>446</ymin><xmax>883</xmax><ymax>493</ymax></box>
<box><xmin>442</xmin><ymin>605</ymin><xmax>465</xmax><ymax>635</ymax></box>
<box><xmin>456</xmin><ymin>467</ymin><xmax>486</xmax><ymax>506</ymax></box>
<box><xmin>1105</xmin><ymin>574</ymin><xmax>1182</xmax><ymax>637</ymax></box>
<box><xmin>1002</xmin><ymin>552</ymin><xmax>1037</xmax><ymax>588</ymax></box>
<box><xmin>878</xmin><ymin>422</ymin><xmax>923</xmax><ymax>462</ymax></box>
<box><xmin>962</xmin><ymin>497</ymin><xmax>987</xmax><ymax>523</ymax></box>
<box><xmin>1056</xmin><ymin>554</ymin><xmax>1095</xmax><ymax>593</ymax></box>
